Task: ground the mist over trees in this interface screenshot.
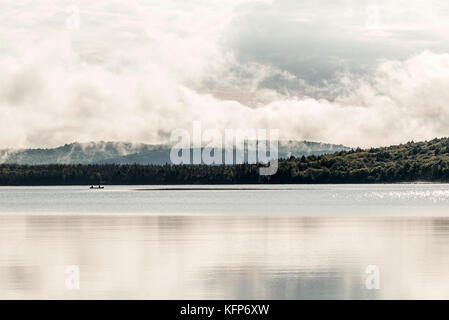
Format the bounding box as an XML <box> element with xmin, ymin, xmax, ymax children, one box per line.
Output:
<box><xmin>1</xmin><ymin>138</ymin><xmax>449</xmax><ymax>185</ymax></box>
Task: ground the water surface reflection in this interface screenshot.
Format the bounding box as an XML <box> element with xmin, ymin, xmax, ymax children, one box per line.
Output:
<box><xmin>1</xmin><ymin>215</ymin><xmax>449</xmax><ymax>299</ymax></box>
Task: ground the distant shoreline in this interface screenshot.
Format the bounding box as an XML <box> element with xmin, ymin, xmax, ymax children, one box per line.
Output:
<box><xmin>1</xmin><ymin>137</ymin><xmax>449</xmax><ymax>185</ymax></box>
<box><xmin>0</xmin><ymin>182</ymin><xmax>447</xmax><ymax>187</ymax></box>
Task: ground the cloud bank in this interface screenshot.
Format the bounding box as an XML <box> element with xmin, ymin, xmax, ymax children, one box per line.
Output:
<box><xmin>1</xmin><ymin>0</ymin><xmax>449</xmax><ymax>148</ymax></box>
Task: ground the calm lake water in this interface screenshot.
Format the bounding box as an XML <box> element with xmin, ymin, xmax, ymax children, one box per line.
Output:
<box><xmin>1</xmin><ymin>184</ymin><xmax>449</xmax><ymax>299</ymax></box>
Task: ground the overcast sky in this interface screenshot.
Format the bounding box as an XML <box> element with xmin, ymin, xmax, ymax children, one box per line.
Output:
<box><xmin>1</xmin><ymin>0</ymin><xmax>449</xmax><ymax>148</ymax></box>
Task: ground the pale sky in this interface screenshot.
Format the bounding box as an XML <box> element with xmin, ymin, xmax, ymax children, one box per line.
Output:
<box><xmin>1</xmin><ymin>0</ymin><xmax>449</xmax><ymax>148</ymax></box>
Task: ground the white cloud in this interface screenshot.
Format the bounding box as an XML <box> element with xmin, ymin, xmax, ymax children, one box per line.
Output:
<box><xmin>1</xmin><ymin>1</ymin><xmax>449</xmax><ymax>148</ymax></box>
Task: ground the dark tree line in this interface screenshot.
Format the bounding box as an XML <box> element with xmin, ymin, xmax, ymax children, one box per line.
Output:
<box><xmin>2</xmin><ymin>138</ymin><xmax>449</xmax><ymax>185</ymax></box>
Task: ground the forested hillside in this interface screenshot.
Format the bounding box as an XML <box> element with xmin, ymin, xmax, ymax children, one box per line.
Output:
<box><xmin>1</xmin><ymin>138</ymin><xmax>449</xmax><ymax>185</ymax></box>
<box><xmin>0</xmin><ymin>141</ymin><xmax>350</xmax><ymax>165</ymax></box>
